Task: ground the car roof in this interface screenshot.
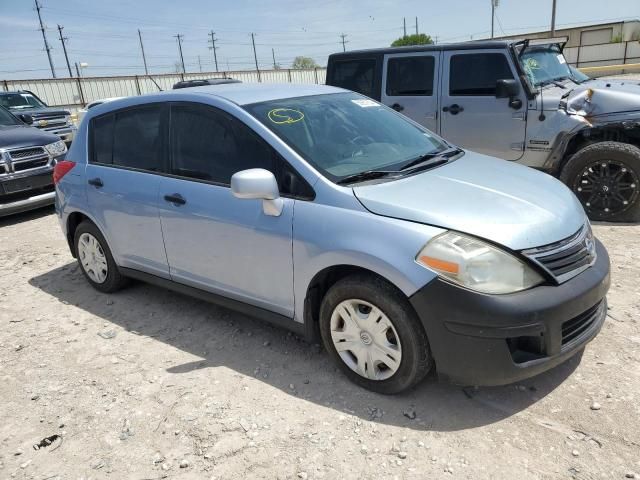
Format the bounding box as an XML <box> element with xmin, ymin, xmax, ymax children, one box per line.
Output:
<box><xmin>328</xmin><ymin>39</ymin><xmax>514</xmax><ymax>58</ymax></box>
<box><xmin>142</xmin><ymin>83</ymin><xmax>347</xmax><ymax>106</ymax></box>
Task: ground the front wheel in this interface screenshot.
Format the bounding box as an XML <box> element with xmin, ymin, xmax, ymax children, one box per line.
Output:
<box><xmin>319</xmin><ymin>274</ymin><xmax>433</xmax><ymax>394</ymax></box>
<box><xmin>560</xmin><ymin>141</ymin><xmax>640</xmax><ymax>222</ymax></box>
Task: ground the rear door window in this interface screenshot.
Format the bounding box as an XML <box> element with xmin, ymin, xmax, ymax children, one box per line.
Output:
<box><xmin>91</xmin><ymin>114</ymin><xmax>114</xmax><ymax>165</ymax></box>
<box><xmin>386</xmin><ymin>56</ymin><xmax>435</xmax><ymax>96</ymax></box>
<box><xmin>449</xmin><ymin>53</ymin><xmax>514</xmax><ymax>96</ymax></box>
<box><xmin>331</xmin><ymin>59</ymin><xmax>377</xmax><ymax>98</ymax></box>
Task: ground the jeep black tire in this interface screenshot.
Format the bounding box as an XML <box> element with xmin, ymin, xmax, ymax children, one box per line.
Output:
<box><xmin>561</xmin><ymin>141</ymin><xmax>640</xmax><ymax>222</ymax></box>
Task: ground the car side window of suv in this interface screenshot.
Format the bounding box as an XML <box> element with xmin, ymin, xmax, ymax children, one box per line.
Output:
<box><xmin>90</xmin><ymin>104</ymin><xmax>166</xmax><ymax>172</ymax></box>
<box><xmin>386</xmin><ymin>56</ymin><xmax>435</xmax><ymax>96</ymax></box>
<box><xmin>449</xmin><ymin>53</ymin><xmax>514</xmax><ymax>96</ymax></box>
<box><xmin>331</xmin><ymin>59</ymin><xmax>377</xmax><ymax>99</ymax></box>
<box><xmin>169</xmin><ymin>103</ymin><xmax>314</xmax><ymax>199</ymax></box>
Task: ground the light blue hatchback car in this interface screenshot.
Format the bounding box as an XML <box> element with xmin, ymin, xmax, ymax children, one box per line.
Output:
<box><xmin>55</xmin><ymin>83</ymin><xmax>610</xmax><ymax>393</ymax></box>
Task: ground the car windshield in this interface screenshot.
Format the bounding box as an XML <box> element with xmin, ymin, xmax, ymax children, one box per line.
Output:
<box><xmin>0</xmin><ymin>106</ymin><xmax>21</xmax><ymax>126</ymax></box>
<box><xmin>244</xmin><ymin>92</ymin><xmax>447</xmax><ymax>182</ymax></box>
<box><xmin>569</xmin><ymin>65</ymin><xmax>590</xmax><ymax>83</ymax></box>
<box><xmin>0</xmin><ymin>92</ymin><xmax>47</xmax><ymax>110</ymax></box>
<box><xmin>519</xmin><ymin>45</ymin><xmax>574</xmax><ymax>87</ymax></box>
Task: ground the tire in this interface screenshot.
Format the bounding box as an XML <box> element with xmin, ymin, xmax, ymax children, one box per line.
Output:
<box><xmin>74</xmin><ymin>221</ymin><xmax>129</xmax><ymax>293</ymax></box>
<box><xmin>560</xmin><ymin>141</ymin><xmax>640</xmax><ymax>222</ymax></box>
<box><xmin>319</xmin><ymin>273</ymin><xmax>432</xmax><ymax>394</ymax></box>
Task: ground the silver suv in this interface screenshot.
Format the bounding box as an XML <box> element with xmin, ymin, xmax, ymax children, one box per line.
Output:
<box><xmin>56</xmin><ymin>84</ymin><xmax>610</xmax><ymax>393</ymax></box>
<box><xmin>327</xmin><ymin>39</ymin><xmax>640</xmax><ymax>222</ymax></box>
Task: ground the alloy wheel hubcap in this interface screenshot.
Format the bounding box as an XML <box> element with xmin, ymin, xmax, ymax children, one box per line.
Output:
<box><xmin>78</xmin><ymin>233</ymin><xmax>108</xmax><ymax>284</ymax></box>
<box><xmin>574</xmin><ymin>160</ymin><xmax>639</xmax><ymax>217</ymax></box>
<box><xmin>330</xmin><ymin>299</ymin><xmax>402</xmax><ymax>381</ymax></box>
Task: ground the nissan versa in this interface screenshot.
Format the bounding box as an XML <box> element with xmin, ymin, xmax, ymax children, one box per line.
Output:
<box><xmin>55</xmin><ymin>84</ymin><xmax>610</xmax><ymax>394</ymax></box>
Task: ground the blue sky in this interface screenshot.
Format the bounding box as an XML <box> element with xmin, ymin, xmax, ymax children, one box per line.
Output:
<box><xmin>0</xmin><ymin>0</ymin><xmax>637</xmax><ymax>79</ymax></box>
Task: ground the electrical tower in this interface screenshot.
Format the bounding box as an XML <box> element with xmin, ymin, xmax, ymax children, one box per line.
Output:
<box><xmin>35</xmin><ymin>0</ymin><xmax>56</xmax><ymax>78</ymax></box>
<box><xmin>208</xmin><ymin>31</ymin><xmax>219</xmax><ymax>72</ymax></box>
<box><xmin>174</xmin><ymin>34</ymin><xmax>185</xmax><ymax>73</ymax></box>
<box><xmin>57</xmin><ymin>25</ymin><xmax>73</xmax><ymax>77</ymax></box>
<box><xmin>339</xmin><ymin>33</ymin><xmax>349</xmax><ymax>52</ymax></box>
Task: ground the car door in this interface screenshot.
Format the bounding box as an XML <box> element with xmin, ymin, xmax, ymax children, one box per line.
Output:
<box><xmin>85</xmin><ymin>104</ymin><xmax>170</xmax><ymax>278</ymax></box>
<box><xmin>440</xmin><ymin>49</ymin><xmax>527</xmax><ymax>160</ymax></box>
<box><xmin>158</xmin><ymin>102</ymin><xmax>295</xmax><ymax>317</ymax></box>
<box><xmin>381</xmin><ymin>52</ymin><xmax>440</xmax><ymax>133</ymax></box>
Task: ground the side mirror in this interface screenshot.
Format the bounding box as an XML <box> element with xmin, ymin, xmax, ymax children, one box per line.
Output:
<box><xmin>495</xmin><ymin>79</ymin><xmax>520</xmax><ymax>99</ymax></box>
<box><xmin>18</xmin><ymin>113</ymin><xmax>34</xmax><ymax>125</ymax></box>
<box><xmin>231</xmin><ymin>168</ymin><xmax>283</xmax><ymax>217</ymax></box>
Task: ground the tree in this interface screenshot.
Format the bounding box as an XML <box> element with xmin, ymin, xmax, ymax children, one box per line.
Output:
<box><xmin>391</xmin><ymin>33</ymin><xmax>434</xmax><ymax>47</ymax></box>
<box><xmin>292</xmin><ymin>56</ymin><xmax>319</xmax><ymax>69</ymax></box>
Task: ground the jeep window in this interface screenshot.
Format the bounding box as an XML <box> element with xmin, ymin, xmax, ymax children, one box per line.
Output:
<box><xmin>244</xmin><ymin>92</ymin><xmax>446</xmax><ymax>182</ymax></box>
<box><xmin>331</xmin><ymin>59</ymin><xmax>376</xmax><ymax>98</ymax></box>
<box><xmin>386</xmin><ymin>56</ymin><xmax>435</xmax><ymax>96</ymax></box>
<box><xmin>518</xmin><ymin>45</ymin><xmax>573</xmax><ymax>87</ymax></box>
<box><xmin>0</xmin><ymin>106</ymin><xmax>21</xmax><ymax>126</ymax></box>
<box><xmin>0</xmin><ymin>92</ymin><xmax>47</xmax><ymax>110</ymax></box>
<box><xmin>170</xmin><ymin>103</ymin><xmax>275</xmax><ymax>185</ymax></box>
<box><xmin>449</xmin><ymin>53</ymin><xmax>513</xmax><ymax>96</ymax></box>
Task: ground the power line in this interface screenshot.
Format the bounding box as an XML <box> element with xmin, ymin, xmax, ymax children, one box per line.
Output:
<box><xmin>56</xmin><ymin>24</ymin><xmax>73</xmax><ymax>77</ymax></box>
<box><xmin>138</xmin><ymin>29</ymin><xmax>149</xmax><ymax>75</ymax></box>
<box><xmin>208</xmin><ymin>30</ymin><xmax>219</xmax><ymax>72</ymax></box>
<box><xmin>35</xmin><ymin>0</ymin><xmax>56</xmax><ymax>78</ymax></box>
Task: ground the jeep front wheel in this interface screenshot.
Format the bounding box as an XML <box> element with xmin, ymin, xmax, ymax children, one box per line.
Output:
<box><xmin>561</xmin><ymin>141</ymin><xmax>640</xmax><ymax>222</ymax></box>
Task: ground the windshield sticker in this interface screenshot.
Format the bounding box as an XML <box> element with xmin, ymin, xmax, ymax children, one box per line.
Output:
<box><xmin>267</xmin><ymin>108</ymin><xmax>304</xmax><ymax>124</ymax></box>
<box><xmin>557</xmin><ymin>54</ymin><xmax>566</xmax><ymax>64</ymax></box>
<box><xmin>351</xmin><ymin>99</ymin><xmax>378</xmax><ymax>108</ymax></box>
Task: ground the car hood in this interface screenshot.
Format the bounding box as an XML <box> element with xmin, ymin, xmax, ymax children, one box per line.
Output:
<box><xmin>0</xmin><ymin>124</ymin><xmax>60</xmax><ymax>149</ymax></box>
<box><xmin>353</xmin><ymin>153</ymin><xmax>586</xmax><ymax>251</ymax></box>
<box><xmin>542</xmin><ymin>80</ymin><xmax>640</xmax><ymax>117</ymax></box>
<box><xmin>8</xmin><ymin>106</ymin><xmax>70</xmax><ymax>118</ymax></box>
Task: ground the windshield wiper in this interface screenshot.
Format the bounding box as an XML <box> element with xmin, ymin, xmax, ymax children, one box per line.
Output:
<box><xmin>336</xmin><ymin>169</ymin><xmax>401</xmax><ymax>185</ymax></box>
<box><xmin>400</xmin><ymin>147</ymin><xmax>463</xmax><ymax>171</ymax></box>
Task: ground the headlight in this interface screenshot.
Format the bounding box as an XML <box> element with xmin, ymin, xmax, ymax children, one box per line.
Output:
<box><xmin>416</xmin><ymin>231</ymin><xmax>544</xmax><ymax>294</ymax></box>
<box><xmin>68</xmin><ymin>113</ymin><xmax>78</xmax><ymax>125</ymax></box>
<box><xmin>44</xmin><ymin>140</ymin><xmax>67</xmax><ymax>157</ymax></box>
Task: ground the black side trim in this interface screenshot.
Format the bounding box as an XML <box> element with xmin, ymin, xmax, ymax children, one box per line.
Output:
<box><xmin>119</xmin><ymin>267</ymin><xmax>308</xmax><ymax>339</ymax></box>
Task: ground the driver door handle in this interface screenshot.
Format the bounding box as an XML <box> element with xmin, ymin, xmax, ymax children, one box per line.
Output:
<box><xmin>164</xmin><ymin>193</ymin><xmax>186</xmax><ymax>205</ymax></box>
<box><xmin>442</xmin><ymin>104</ymin><xmax>464</xmax><ymax>115</ymax></box>
<box><xmin>88</xmin><ymin>177</ymin><xmax>103</xmax><ymax>188</ymax></box>
<box><xmin>390</xmin><ymin>103</ymin><xmax>404</xmax><ymax>112</ymax></box>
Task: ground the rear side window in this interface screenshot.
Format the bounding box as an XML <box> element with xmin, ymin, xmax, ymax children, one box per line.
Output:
<box><xmin>91</xmin><ymin>114</ymin><xmax>114</xmax><ymax>165</ymax></box>
<box><xmin>112</xmin><ymin>105</ymin><xmax>164</xmax><ymax>171</ymax></box>
<box><xmin>386</xmin><ymin>56</ymin><xmax>435</xmax><ymax>96</ymax></box>
<box><xmin>170</xmin><ymin>104</ymin><xmax>274</xmax><ymax>185</ymax></box>
<box><xmin>331</xmin><ymin>59</ymin><xmax>376</xmax><ymax>98</ymax></box>
<box><xmin>449</xmin><ymin>53</ymin><xmax>513</xmax><ymax>96</ymax></box>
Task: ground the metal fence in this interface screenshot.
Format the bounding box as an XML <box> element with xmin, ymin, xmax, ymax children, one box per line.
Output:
<box><xmin>1</xmin><ymin>68</ymin><xmax>327</xmax><ymax>111</ymax></box>
<box><xmin>564</xmin><ymin>40</ymin><xmax>640</xmax><ymax>68</ymax></box>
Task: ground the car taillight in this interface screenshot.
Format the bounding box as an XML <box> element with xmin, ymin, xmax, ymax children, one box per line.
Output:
<box><xmin>53</xmin><ymin>160</ymin><xmax>75</xmax><ymax>184</ymax></box>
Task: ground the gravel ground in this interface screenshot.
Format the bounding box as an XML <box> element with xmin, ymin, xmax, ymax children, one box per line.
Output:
<box><xmin>0</xmin><ymin>207</ymin><xmax>639</xmax><ymax>480</ymax></box>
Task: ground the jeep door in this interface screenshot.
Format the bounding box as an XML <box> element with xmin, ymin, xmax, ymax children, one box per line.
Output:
<box><xmin>439</xmin><ymin>49</ymin><xmax>527</xmax><ymax>160</ymax></box>
<box><xmin>381</xmin><ymin>52</ymin><xmax>440</xmax><ymax>133</ymax></box>
<box><xmin>157</xmin><ymin>102</ymin><xmax>295</xmax><ymax>317</ymax></box>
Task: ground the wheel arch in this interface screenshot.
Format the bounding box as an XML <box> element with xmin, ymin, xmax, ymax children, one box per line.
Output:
<box><xmin>65</xmin><ymin>210</ymin><xmax>106</xmax><ymax>258</ymax></box>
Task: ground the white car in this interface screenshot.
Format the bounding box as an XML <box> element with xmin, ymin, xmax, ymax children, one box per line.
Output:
<box><xmin>76</xmin><ymin>97</ymin><xmax>124</xmax><ymax>125</ymax></box>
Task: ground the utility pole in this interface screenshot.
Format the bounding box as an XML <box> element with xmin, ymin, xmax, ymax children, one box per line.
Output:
<box><xmin>272</xmin><ymin>48</ymin><xmax>277</xmax><ymax>69</ymax></box>
<box><xmin>198</xmin><ymin>55</ymin><xmax>202</xmax><ymax>72</ymax></box>
<box><xmin>339</xmin><ymin>33</ymin><xmax>348</xmax><ymax>52</ymax></box>
<box><xmin>208</xmin><ymin>30</ymin><xmax>219</xmax><ymax>72</ymax></box>
<box><xmin>57</xmin><ymin>25</ymin><xmax>72</xmax><ymax>77</ymax></box>
<box><xmin>403</xmin><ymin>17</ymin><xmax>407</xmax><ymax>37</ymax></box>
<box><xmin>250</xmin><ymin>33</ymin><xmax>261</xmax><ymax>82</ymax></box>
<box><xmin>75</xmin><ymin>62</ymin><xmax>81</xmax><ymax>78</ymax></box>
<box><xmin>550</xmin><ymin>0</ymin><xmax>557</xmax><ymax>37</ymax></box>
<box><xmin>138</xmin><ymin>29</ymin><xmax>149</xmax><ymax>75</ymax></box>
<box><xmin>491</xmin><ymin>0</ymin><xmax>499</xmax><ymax>39</ymax></box>
<box><xmin>35</xmin><ymin>0</ymin><xmax>56</xmax><ymax>78</ymax></box>
<box><xmin>174</xmin><ymin>34</ymin><xmax>185</xmax><ymax>73</ymax></box>
<box><xmin>415</xmin><ymin>17</ymin><xmax>418</xmax><ymax>35</ymax></box>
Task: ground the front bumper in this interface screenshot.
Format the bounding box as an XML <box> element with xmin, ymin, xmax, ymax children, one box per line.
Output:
<box><xmin>0</xmin><ymin>190</ymin><xmax>55</xmax><ymax>217</ymax></box>
<box><xmin>0</xmin><ymin>169</ymin><xmax>56</xmax><ymax>217</ymax></box>
<box><xmin>409</xmin><ymin>239</ymin><xmax>610</xmax><ymax>386</ymax></box>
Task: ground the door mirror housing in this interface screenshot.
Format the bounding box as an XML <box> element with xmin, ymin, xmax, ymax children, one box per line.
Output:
<box><xmin>495</xmin><ymin>79</ymin><xmax>520</xmax><ymax>99</ymax></box>
<box><xmin>231</xmin><ymin>168</ymin><xmax>283</xmax><ymax>217</ymax></box>
<box><xmin>18</xmin><ymin>113</ymin><xmax>34</xmax><ymax>125</ymax></box>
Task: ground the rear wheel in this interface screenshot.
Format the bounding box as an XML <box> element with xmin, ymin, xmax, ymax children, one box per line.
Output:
<box><xmin>74</xmin><ymin>221</ymin><xmax>128</xmax><ymax>293</ymax></box>
<box><xmin>319</xmin><ymin>274</ymin><xmax>432</xmax><ymax>394</ymax></box>
<box><xmin>560</xmin><ymin>141</ymin><xmax>640</xmax><ymax>222</ymax></box>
